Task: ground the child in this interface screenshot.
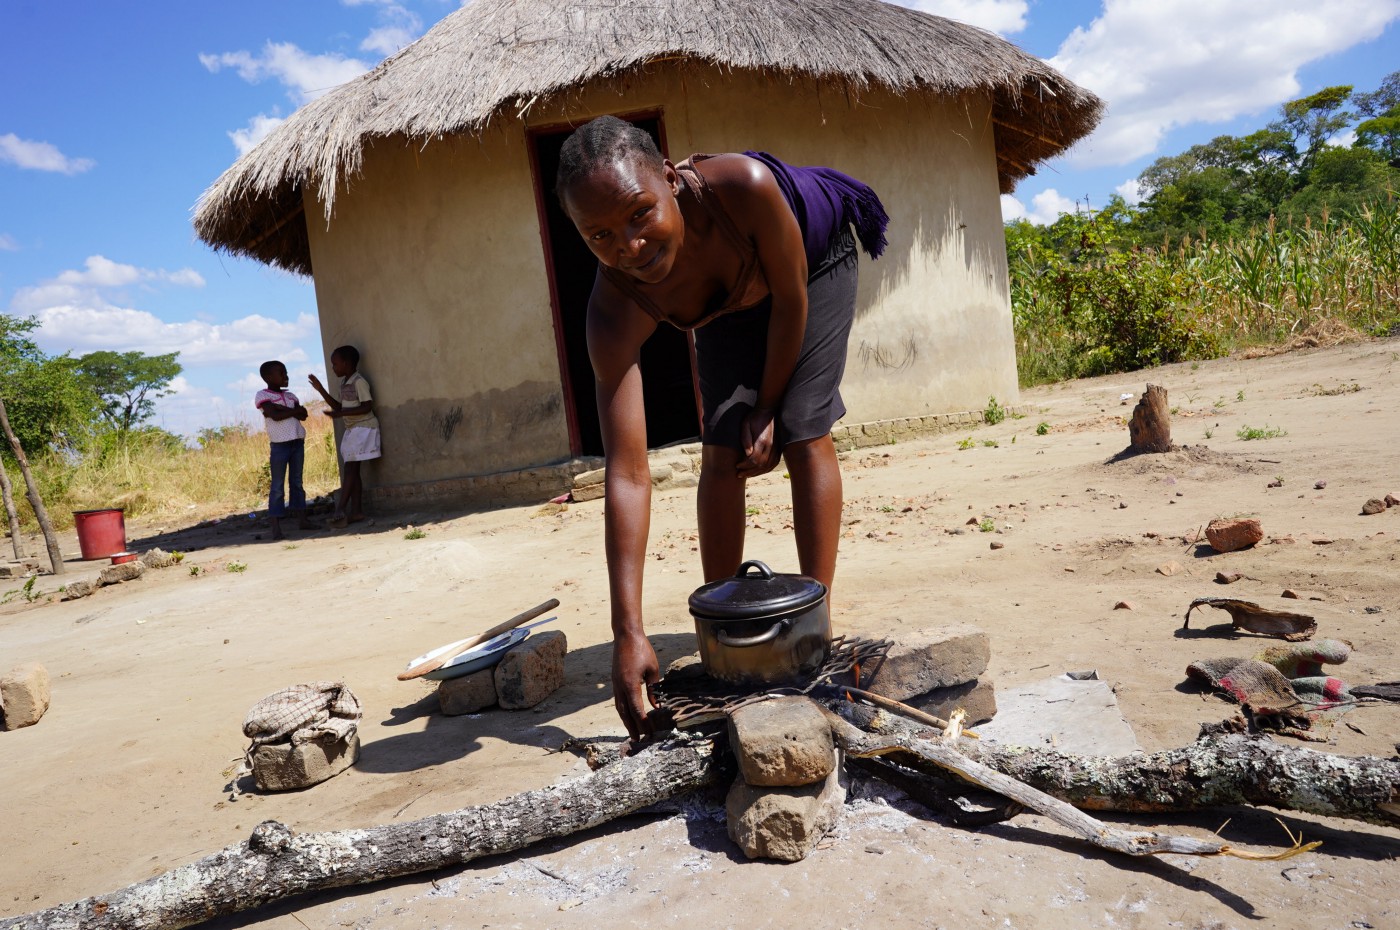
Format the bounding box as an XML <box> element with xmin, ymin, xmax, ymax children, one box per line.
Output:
<box><xmin>308</xmin><ymin>345</ymin><xmax>379</xmax><ymax>528</ymax></box>
<box><xmin>255</xmin><ymin>360</ymin><xmax>313</xmax><ymax>540</ymax></box>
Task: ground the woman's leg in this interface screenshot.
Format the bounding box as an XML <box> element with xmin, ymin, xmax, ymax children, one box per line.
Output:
<box><xmin>783</xmin><ymin>434</ymin><xmax>842</xmax><ymax>593</ymax></box>
<box><xmin>698</xmin><ymin>444</ymin><xmax>748</xmax><ymax>582</ymax></box>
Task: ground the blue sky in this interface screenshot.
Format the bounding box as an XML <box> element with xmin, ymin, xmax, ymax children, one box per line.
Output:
<box><xmin>3</xmin><ymin>0</ymin><xmax>1398</xmax><ymax>436</ymax></box>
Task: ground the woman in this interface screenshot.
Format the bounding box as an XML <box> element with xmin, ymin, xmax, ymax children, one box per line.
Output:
<box><xmin>556</xmin><ymin>116</ymin><xmax>888</xmax><ymax>739</ymax></box>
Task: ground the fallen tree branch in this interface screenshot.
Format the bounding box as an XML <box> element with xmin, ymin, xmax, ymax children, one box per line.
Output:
<box><xmin>0</xmin><ymin>736</ymin><xmax>722</xmax><ymax>930</ymax></box>
<box><xmin>840</xmin><ymin>703</ymin><xmax>1400</xmax><ymax>828</ymax></box>
<box><xmin>823</xmin><ymin>707</ymin><xmax>1317</xmax><ymax>860</ymax></box>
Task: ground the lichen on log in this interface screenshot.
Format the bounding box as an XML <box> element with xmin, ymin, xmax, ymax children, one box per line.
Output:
<box><xmin>0</xmin><ymin>736</ymin><xmax>722</xmax><ymax>930</ymax></box>
<box><xmin>842</xmin><ymin>703</ymin><xmax>1400</xmax><ymax>828</ymax></box>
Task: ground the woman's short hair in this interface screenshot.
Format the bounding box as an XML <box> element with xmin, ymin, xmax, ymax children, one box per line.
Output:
<box><xmin>555</xmin><ymin>115</ymin><xmax>664</xmax><ymax>200</ymax></box>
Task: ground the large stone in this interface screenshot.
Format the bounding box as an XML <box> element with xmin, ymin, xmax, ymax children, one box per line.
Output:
<box><xmin>573</xmin><ymin>467</ymin><xmax>607</xmax><ymax>489</ymax></box>
<box><xmin>862</xmin><ymin>624</ymin><xmax>990</xmax><ymax>701</ymax></box>
<box><xmin>1361</xmin><ymin>498</ymin><xmax>1388</xmax><ymax>515</ymax></box>
<box><xmin>252</xmin><ymin>733</ymin><xmax>359</xmax><ymax>791</ymax></box>
<box><xmin>494</xmin><ymin>630</ymin><xmax>566</xmax><ymax>709</ymax></box>
<box><xmin>437</xmin><ymin>668</ymin><xmax>498</xmax><ymax>715</ymax></box>
<box><xmin>98</xmin><ymin>561</ymin><xmax>146</xmax><ymax>586</ymax></box>
<box><xmin>571</xmin><ymin>482</ymin><xmax>606</xmax><ymax>503</ymax></box>
<box><xmin>1205</xmin><ymin>518</ymin><xmax>1263</xmax><ymax>553</ymax></box>
<box><xmin>1</xmin><ymin>662</ymin><xmax>52</xmax><ymax>730</ymax></box>
<box><xmin>906</xmin><ymin>678</ymin><xmax>998</xmax><ymax>726</ymax></box>
<box><xmin>726</xmin><ymin>757</ymin><xmax>846</xmax><ymax>861</ymax></box>
<box><xmin>139</xmin><ymin>548</ymin><xmax>177</xmax><ymax>569</ymax></box>
<box><xmin>728</xmin><ymin>697</ymin><xmax>835</xmax><ymax>787</ymax></box>
<box><xmin>62</xmin><ymin>580</ymin><xmax>94</xmax><ymax>600</ymax></box>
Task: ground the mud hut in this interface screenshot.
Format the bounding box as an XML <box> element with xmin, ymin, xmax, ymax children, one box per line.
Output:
<box><xmin>194</xmin><ymin>0</ymin><xmax>1101</xmax><ymax>508</ymax></box>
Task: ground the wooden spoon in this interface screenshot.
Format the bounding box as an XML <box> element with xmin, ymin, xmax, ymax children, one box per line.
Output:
<box><xmin>397</xmin><ymin>598</ymin><xmax>561</xmax><ymax>680</ymax></box>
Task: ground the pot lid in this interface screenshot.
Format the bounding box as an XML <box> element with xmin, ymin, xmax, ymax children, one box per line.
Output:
<box><xmin>688</xmin><ymin>560</ymin><xmax>827</xmax><ymax>620</ymax></box>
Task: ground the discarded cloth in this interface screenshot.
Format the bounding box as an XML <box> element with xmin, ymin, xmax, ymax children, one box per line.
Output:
<box><xmin>243</xmin><ymin>680</ymin><xmax>362</xmax><ymax>748</ymax></box>
<box><xmin>1186</xmin><ymin>639</ymin><xmax>1353</xmax><ymax>732</ymax></box>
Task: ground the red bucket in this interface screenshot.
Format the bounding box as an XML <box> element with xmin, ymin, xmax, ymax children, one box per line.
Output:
<box><xmin>72</xmin><ymin>509</ymin><xmax>127</xmax><ymax>560</ymax></box>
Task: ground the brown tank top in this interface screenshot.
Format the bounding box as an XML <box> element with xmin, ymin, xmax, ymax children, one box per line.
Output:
<box><xmin>600</xmin><ymin>154</ymin><xmax>770</xmax><ymax>331</ymax></box>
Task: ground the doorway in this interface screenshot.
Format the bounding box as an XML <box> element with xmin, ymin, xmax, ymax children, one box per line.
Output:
<box><xmin>528</xmin><ymin>114</ymin><xmax>701</xmax><ymax>457</ymax></box>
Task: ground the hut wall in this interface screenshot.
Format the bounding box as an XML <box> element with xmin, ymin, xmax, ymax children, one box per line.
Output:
<box><xmin>304</xmin><ymin>64</ymin><xmax>1017</xmax><ymax>500</ymax></box>
<box><xmin>303</xmin><ymin>131</ymin><xmax>570</xmax><ymax>489</ymax></box>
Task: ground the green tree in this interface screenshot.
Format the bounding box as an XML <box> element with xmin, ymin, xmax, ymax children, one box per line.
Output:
<box><xmin>0</xmin><ymin>315</ymin><xmax>98</xmax><ymax>455</ymax></box>
<box><xmin>1353</xmin><ymin>71</ymin><xmax>1400</xmax><ymax>118</ymax></box>
<box><xmin>1276</xmin><ymin>85</ymin><xmax>1355</xmax><ymax>174</ymax></box>
<box><xmin>76</xmin><ymin>350</ymin><xmax>182</xmax><ymax>433</ymax></box>
<box><xmin>1354</xmin><ymin>109</ymin><xmax>1400</xmax><ymax>166</ymax></box>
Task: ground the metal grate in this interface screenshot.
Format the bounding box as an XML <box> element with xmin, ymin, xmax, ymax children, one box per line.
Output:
<box><xmin>654</xmin><ymin>635</ymin><xmax>892</xmax><ymax>727</ymax></box>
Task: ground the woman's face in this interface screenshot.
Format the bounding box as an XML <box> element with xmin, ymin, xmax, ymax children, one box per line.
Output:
<box><xmin>562</xmin><ymin>157</ymin><xmax>684</xmax><ymax>284</ymax></box>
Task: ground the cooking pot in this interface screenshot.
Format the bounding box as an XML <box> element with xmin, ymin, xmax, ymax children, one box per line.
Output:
<box><xmin>688</xmin><ymin>560</ymin><xmax>830</xmax><ymax>685</ymax></box>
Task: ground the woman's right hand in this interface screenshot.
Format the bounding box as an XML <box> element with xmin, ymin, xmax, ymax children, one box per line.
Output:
<box><xmin>612</xmin><ymin>631</ymin><xmax>660</xmax><ymax>740</ymax></box>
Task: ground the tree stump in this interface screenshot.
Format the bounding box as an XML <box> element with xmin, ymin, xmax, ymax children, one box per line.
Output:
<box><xmin>1128</xmin><ymin>384</ymin><xmax>1173</xmax><ymax>453</ymax></box>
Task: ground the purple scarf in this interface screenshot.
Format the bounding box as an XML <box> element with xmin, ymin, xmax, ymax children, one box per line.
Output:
<box><xmin>744</xmin><ymin>151</ymin><xmax>889</xmax><ymax>270</ymax></box>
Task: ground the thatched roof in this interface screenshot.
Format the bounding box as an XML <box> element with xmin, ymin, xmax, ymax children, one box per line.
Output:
<box><xmin>194</xmin><ymin>0</ymin><xmax>1102</xmax><ymax>275</ymax></box>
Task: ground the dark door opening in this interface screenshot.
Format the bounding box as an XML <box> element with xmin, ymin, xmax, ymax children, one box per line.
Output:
<box><xmin>529</xmin><ymin>115</ymin><xmax>700</xmax><ymax>457</ymax></box>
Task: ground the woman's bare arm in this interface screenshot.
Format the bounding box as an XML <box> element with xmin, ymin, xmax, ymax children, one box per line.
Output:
<box><xmin>587</xmin><ymin>275</ymin><xmax>664</xmax><ymax>738</ymax></box>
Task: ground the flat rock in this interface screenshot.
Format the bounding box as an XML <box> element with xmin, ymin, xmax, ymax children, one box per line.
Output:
<box><xmin>1156</xmin><ymin>560</ymin><xmax>1184</xmax><ymax>576</ymax></box>
<box><xmin>728</xmin><ymin>697</ymin><xmax>835</xmax><ymax>787</ymax></box>
<box><xmin>571</xmin><ymin>482</ymin><xmax>605</xmax><ymax>503</ymax></box>
<box><xmin>63</xmin><ymin>580</ymin><xmax>94</xmax><ymax>600</ymax></box>
<box><xmin>1215</xmin><ymin>571</ymin><xmax>1243</xmax><ymax>584</ymax></box>
<box><xmin>725</xmin><ymin>757</ymin><xmax>845</xmax><ymax>862</ymax></box>
<box><xmin>438</xmin><ymin>668</ymin><xmax>497</xmax><ymax>715</ymax></box>
<box><xmin>1</xmin><ymin>662</ymin><xmax>52</xmax><ymax>730</ymax></box>
<box><xmin>98</xmin><ymin>561</ymin><xmax>145</xmax><ymax>586</ymax></box>
<box><xmin>975</xmin><ymin>675</ymin><xmax>1141</xmax><ymax>756</ymax></box>
<box><xmin>252</xmin><ymin>733</ymin><xmax>359</xmax><ymax>791</ymax></box>
<box><xmin>494</xmin><ymin>630</ymin><xmax>566</xmax><ymax>710</ymax></box>
<box><xmin>862</xmin><ymin>624</ymin><xmax>990</xmax><ymax>700</ymax></box>
<box><xmin>907</xmin><ymin>678</ymin><xmax>997</xmax><ymax>726</ymax></box>
<box><xmin>1206</xmin><ymin>518</ymin><xmax>1263</xmax><ymax>553</ymax></box>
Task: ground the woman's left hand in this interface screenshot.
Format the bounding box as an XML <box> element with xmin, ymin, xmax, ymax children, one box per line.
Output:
<box><xmin>738</xmin><ymin>406</ymin><xmax>780</xmax><ymax>477</ymax></box>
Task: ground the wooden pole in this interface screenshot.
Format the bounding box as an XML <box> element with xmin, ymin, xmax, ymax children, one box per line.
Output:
<box><xmin>0</xmin><ymin>460</ymin><xmax>24</xmax><ymax>560</ymax></box>
<box><xmin>0</xmin><ymin>396</ymin><xmax>64</xmax><ymax>575</ymax></box>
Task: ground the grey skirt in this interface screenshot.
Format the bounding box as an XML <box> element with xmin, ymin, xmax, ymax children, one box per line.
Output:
<box><xmin>694</xmin><ymin>229</ymin><xmax>858</xmax><ymax>450</ymax></box>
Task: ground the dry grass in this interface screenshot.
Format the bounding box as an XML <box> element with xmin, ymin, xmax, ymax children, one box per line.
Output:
<box><xmin>12</xmin><ymin>412</ymin><xmax>341</xmax><ymax>531</ymax></box>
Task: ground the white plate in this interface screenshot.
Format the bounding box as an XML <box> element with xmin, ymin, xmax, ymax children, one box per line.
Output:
<box><xmin>421</xmin><ymin>628</ymin><xmax>531</xmax><ymax>681</ymax></box>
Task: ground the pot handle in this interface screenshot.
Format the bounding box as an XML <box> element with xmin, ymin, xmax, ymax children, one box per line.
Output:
<box><xmin>716</xmin><ymin>619</ymin><xmax>789</xmax><ymax>648</ymax></box>
<box><xmin>736</xmin><ymin>560</ymin><xmax>775</xmax><ymax>580</ymax></box>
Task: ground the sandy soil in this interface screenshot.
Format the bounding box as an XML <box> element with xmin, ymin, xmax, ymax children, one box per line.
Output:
<box><xmin>2</xmin><ymin>340</ymin><xmax>1398</xmax><ymax>930</ymax></box>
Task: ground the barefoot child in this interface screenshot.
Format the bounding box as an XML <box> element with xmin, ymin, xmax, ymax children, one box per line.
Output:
<box><xmin>308</xmin><ymin>345</ymin><xmax>379</xmax><ymax>528</ymax></box>
<box><xmin>255</xmin><ymin>360</ymin><xmax>314</xmax><ymax>540</ymax></box>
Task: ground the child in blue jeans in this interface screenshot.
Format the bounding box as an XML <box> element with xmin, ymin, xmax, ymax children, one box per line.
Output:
<box><xmin>255</xmin><ymin>360</ymin><xmax>314</xmax><ymax>540</ymax></box>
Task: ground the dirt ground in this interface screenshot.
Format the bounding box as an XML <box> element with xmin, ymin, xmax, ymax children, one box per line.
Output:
<box><xmin>2</xmin><ymin>340</ymin><xmax>1397</xmax><ymax>930</ymax></box>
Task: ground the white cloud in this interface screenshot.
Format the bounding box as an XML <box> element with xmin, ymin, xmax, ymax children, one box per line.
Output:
<box><xmin>42</xmin><ymin>255</ymin><xmax>206</xmax><ymax>291</ymax></box>
<box><xmin>199</xmin><ymin>42</ymin><xmax>370</xmax><ymax>104</ymax></box>
<box><xmin>1050</xmin><ymin>0</ymin><xmax>1400</xmax><ymax>166</ymax></box>
<box><xmin>0</xmin><ymin>233</ymin><xmax>17</xmax><ymax>251</ymax></box>
<box><xmin>1001</xmin><ymin>188</ymin><xmax>1081</xmax><ymax>225</ymax></box>
<box><xmin>33</xmin><ymin>305</ymin><xmax>316</xmax><ymax>366</ymax></box>
<box><xmin>11</xmin><ymin>256</ymin><xmax>315</xmax><ymax>366</ymax></box>
<box><xmin>229</xmin><ymin>114</ymin><xmax>286</xmax><ymax>156</ymax></box>
<box><xmin>151</xmin><ymin>377</ymin><xmax>256</xmax><ymax>438</ymax></box>
<box><xmin>361</xmin><ymin>25</ymin><xmax>418</xmax><ymax>56</ymax></box>
<box><xmin>0</xmin><ymin>133</ymin><xmax>95</xmax><ymax>174</ymax></box>
<box><xmin>1115</xmin><ymin>178</ymin><xmax>1144</xmax><ymax>206</ymax></box>
<box><xmin>892</xmin><ymin>0</ymin><xmax>1027</xmax><ymax>34</ymax></box>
